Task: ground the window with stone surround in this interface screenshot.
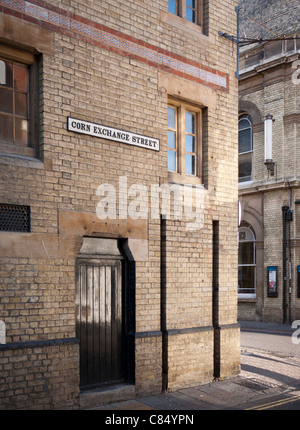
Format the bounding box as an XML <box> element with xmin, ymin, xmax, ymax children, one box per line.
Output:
<box><xmin>168</xmin><ymin>99</ymin><xmax>202</xmax><ymax>184</ymax></box>
<box><xmin>0</xmin><ymin>45</ymin><xmax>40</xmax><ymax>158</ymax></box>
<box><xmin>238</xmin><ymin>114</ymin><xmax>253</xmax><ymax>183</ymax></box>
<box><xmin>238</xmin><ymin>224</ymin><xmax>256</xmax><ymax>298</ymax></box>
<box><xmin>168</xmin><ymin>0</ymin><xmax>203</xmax><ymax>27</ymax></box>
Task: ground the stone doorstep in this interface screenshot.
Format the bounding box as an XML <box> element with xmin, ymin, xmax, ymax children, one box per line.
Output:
<box><xmin>79</xmin><ymin>384</ymin><xmax>136</xmax><ymax>409</ymax></box>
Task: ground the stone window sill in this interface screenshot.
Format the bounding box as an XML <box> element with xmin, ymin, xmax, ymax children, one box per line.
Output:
<box><xmin>0</xmin><ymin>153</ymin><xmax>52</xmax><ymax>171</ymax></box>
<box><xmin>160</xmin><ymin>11</ymin><xmax>214</xmax><ymax>44</ymax></box>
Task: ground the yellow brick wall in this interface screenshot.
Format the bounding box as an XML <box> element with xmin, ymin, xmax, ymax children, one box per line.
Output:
<box><xmin>0</xmin><ymin>0</ymin><xmax>240</xmax><ymax>408</ymax></box>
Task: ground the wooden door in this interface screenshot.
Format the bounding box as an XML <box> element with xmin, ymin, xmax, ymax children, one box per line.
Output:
<box><xmin>76</xmin><ymin>259</ymin><xmax>125</xmax><ymax>388</ymax></box>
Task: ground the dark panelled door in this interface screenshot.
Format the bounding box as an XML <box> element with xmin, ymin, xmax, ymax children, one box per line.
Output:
<box><xmin>76</xmin><ymin>259</ymin><xmax>125</xmax><ymax>388</ymax></box>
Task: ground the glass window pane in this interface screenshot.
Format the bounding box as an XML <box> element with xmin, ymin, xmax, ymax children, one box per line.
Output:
<box><xmin>238</xmin><ymin>242</ymin><xmax>254</xmax><ymax>265</ymax></box>
<box><xmin>186</xmin><ymin>0</ymin><xmax>195</xmax><ymax>7</ymax></box>
<box><xmin>239</xmin><ymin>227</ymin><xmax>255</xmax><ymax>242</ymax></box>
<box><xmin>0</xmin><ymin>114</ymin><xmax>13</xmax><ymax>143</ymax></box>
<box><xmin>239</xmin><ymin>118</ymin><xmax>251</xmax><ymax>131</ymax></box>
<box><xmin>186</xmin><ymin>8</ymin><xmax>195</xmax><ymax>22</ymax></box>
<box><xmin>168</xmin><ymin>150</ymin><xmax>176</xmax><ymax>172</ymax></box>
<box><xmin>15</xmin><ymin>117</ymin><xmax>28</xmax><ymax>146</ymax></box>
<box><xmin>239</xmin><ymin>128</ymin><xmax>252</xmax><ymax>153</ymax></box>
<box><xmin>185</xmin><ymin>153</ymin><xmax>195</xmax><ymax>175</ymax></box>
<box><xmin>0</xmin><ymin>60</ymin><xmax>4</xmax><ymax>85</ymax></box>
<box><xmin>238</xmin><ymin>266</ymin><xmax>255</xmax><ymax>294</ymax></box>
<box><xmin>168</xmin><ymin>130</ymin><xmax>176</xmax><ymax>149</ymax></box>
<box><xmin>168</xmin><ymin>106</ymin><xmax>176</xmax><ymax>129</ymax></box>
<box><xmin>0</xmin><ymin>60</ymin><xmax>13</xmax><ymax>88</ymax></box>
<box><xmin>15</xmin><ymin>93</ymin><xmax>27</xmax><ymax>117</ymax></box>
<box><xmin>0</xmin><ymin>60</ymin><xmax>30</xmax><ymax>148</ymax></box>
<box><xmin>185</xmin><ymin>111</ymin><xmax>195</xmax><ymax>134</ymax></box>
<box><xmin>0</xmin><ymin>88</ymin><xmax>13</xmax><ymax>114</ymax></box>
<box><xmin>14</xmin><ymin>64</ymin><xmax>28</xmax><ymax>92</ymax></box>
<box><xmin>168</xmin><ymin>0</ymin><xmax>177</xmax><ymax>15</ymax></box>
<box><xmin>239</xmin><ymin>152</ymin><xmax>252</xmax><ymax>181</ymax></box>
<box><xmin>185</xmin><ymin>134</ymin><xmax>194</xmax><ymax>153</ymax></box>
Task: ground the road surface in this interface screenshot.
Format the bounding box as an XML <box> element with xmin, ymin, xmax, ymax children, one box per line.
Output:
<box><xmin>240</xmin><ymin>320</ymin><xmax>300</xmax><ymax>410</ymax></box>
<box><xmin>240</xmin><ymin>320</ymin><xmax>300</xmax><ymax>358</ymax></box>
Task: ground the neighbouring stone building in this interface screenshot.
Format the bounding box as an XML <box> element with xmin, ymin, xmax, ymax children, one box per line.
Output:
<box><xmin>238</xmin><ymin>0</ymin><xmax>300</xmax><ymax>323</ymax></box>
<box><xmin>0</xmin><ymin>0</ymin><xmax>240</xmax><ymax>409</ymax></box>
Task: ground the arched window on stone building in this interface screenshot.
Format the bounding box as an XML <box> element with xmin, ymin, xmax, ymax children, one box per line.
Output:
<box><xmin>238</xmin><ymin>223</ymin><xmax>256</xmax><ymax>298</ymax></box>
<box><xmin>238</xmin><ymin>114</ymin><xmax>253</xmax><ymax>183</ymax></box>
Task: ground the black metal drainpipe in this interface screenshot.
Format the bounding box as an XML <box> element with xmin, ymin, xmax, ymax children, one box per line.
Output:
<box><xmin>282</xmin><ymin>206</ymin><xmax>288</xmax><ymax>324</ymax></box>
<box><xmin>161</xmin><ymin>216</ymin><xmax>168</xmax><ymax>392</ymax></box>
<box><xmin>288</xmin><ymin>182</ymin><xmax>293</xmax><ymax>324</ymax></box>
<box><xmin>282</xmin><ymin>199</ymin><xmax>293</xmax><ymax>325</ymax></box>
<box><xmin>213</xmin><ymin>221</ymin><xmax>220</xmax><ymax>379</ymax></box>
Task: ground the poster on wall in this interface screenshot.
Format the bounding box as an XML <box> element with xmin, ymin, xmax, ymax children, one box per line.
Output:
<box><xmin>267</xmin><ymin>266</ymin><xmax>278</xmax><ymax>297</ymax></box>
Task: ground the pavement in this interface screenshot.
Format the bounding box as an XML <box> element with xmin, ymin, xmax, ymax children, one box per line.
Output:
<box><xmin>87</xmin><ymin>321</ymin><xmax>300</xmax><ymax>411</ymax></box>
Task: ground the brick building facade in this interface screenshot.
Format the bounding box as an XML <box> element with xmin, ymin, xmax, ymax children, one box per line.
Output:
<box><xmin>0</xmin><ymin>0</ymin><xmax>240</xmax><ymax>409</ymax></box>
<box><xmin>238</xmin><ymin>0</ymin><xmax>300</xmax><ymax>323</ymax></box>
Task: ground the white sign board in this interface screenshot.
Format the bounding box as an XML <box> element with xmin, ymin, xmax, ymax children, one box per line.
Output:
<box><xmin>67</xmin><ymin>117</ymin><xmax>160</xmax><ymax>151</ymax></box>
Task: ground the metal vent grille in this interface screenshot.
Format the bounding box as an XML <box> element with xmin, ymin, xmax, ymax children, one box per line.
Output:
<box><xmin>0</xmin><ymin>204</ymin><xmax>30</xmax><ymax>232</ymax></box>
